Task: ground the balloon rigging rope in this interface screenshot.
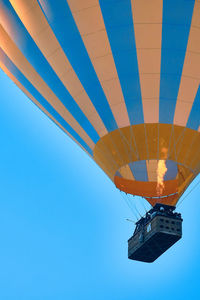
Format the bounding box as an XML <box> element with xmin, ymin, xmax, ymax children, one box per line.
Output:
<box><xmin>177</xmin><ymin>178</ymin><xmax>200</xmax><ymax>208</ymax></box>
<box><xmin>120</xmin><ymin>192</ymin><xmax>138</xmax><ymax>221</ymax></box>
<box><xmin>127</xmin><ymin>194</ymin><xmax>143</xmax><ymax>219</ymax></box>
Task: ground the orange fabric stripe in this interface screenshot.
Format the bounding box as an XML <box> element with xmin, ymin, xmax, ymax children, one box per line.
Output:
<box><xmin>114</xmin><ymin>176</ymin><xmax>178</xmax><ymax>205</ymax></box>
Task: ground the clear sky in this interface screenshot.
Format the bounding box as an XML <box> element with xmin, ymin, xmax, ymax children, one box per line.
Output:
<box><xmin>0</xmin><ymin>68</ymin><xmax>200</xmax><ymax>300</ymax></box>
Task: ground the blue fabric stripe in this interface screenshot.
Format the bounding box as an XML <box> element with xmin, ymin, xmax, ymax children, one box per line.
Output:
<box><xmin>1</xmin><ymin>0</ymin><xmax>99</xmax><ymax>143</ymax></box>
<box><xmin>164</xmin><ymin>160</ymin><xmax>178</xmax><ymax>181</ymax></box>
<box><xmin>186</xmin><ymin>86</ymin><xmax>200</xmax><ymax>130</ymax></box>
<box><xmin>159</xmin><ymin>0</ymin><xmax>195</xmax><ymax>123</ymax></box>
<box><xmin>37</xmin><ymin>0</ymin><xmax>118</xmax><ymax>133</ymax></box>
<box><xmin>99</xmin><ymin>0</ymin><xmax>144</xmax><ymax>125</ymax></box>
<box><xmin>129</xmin><ymin>161</ymin><xmax>148</xmax><ymax>181</ymax></box>
<box><xmin>0</xmin><ymin>49</ymin><xmax>93</xmax><ymax>156</ymax></box>
<box><xmin>115</xmin><ymin>171</ymin><xmax>122</xmax><ymax>178</ymax></box>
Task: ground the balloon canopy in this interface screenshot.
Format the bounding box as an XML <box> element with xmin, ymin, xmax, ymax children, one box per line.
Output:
<box><xmin>0</xmin><ymin>0</ymin><xmax>200</xmax><ymax>206</ymax></box>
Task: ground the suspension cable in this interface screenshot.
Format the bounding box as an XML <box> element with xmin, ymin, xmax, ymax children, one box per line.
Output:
<box><xmin>127</xmin><ymin>194</ymin><xmax>142</xmax><ymax>218</ymax></box>
<box><xmin>119</xmin><ymin>191</ymin><xmax>138</xmax><ymax>221</ymax></box>
<box><xmin>177</xmin><ymin>178</ymin><xmax>200</xmax><ymax>208</ymax></box>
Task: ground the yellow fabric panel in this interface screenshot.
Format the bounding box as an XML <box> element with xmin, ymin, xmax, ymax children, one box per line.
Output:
<box><xmin>189</xmin><ymin>137</ymin><xmax>200</xmax><ymax>171</ymax></box>
<box><xmin>145</xmin><ymin>123</ymin><xmax>158</xmax><ymax>159</ymax></box>
<box><xmin>176</xmin><ymin>129</ymin><xmax>197</xmax><ymax>168</ymax></box>
<box><xmin>177</xmin><ymin>165</ymin><xmax>192</xmax><ymax>188</ymax></box>
<box><xmin>103</xmin><ymin>130</ymin><xmax>130</xmax><ymax>167</ymax></box>
<box><xmin>131</xmin><ymin>124</ymin><xmax>147</xmax><ymax>161</ymax></box>
<box><xmin>118</xmin><ymin>127</ymin><xmax>139</xmax><ymax>161</ymax></box>
<box><xmin>177</xmin><ymin>166</ymin><xmax>194</xmax><ymax>197</ymax></box>
<box><xmin>158</xmin><ymin>124</ymin><xmax>172</xmax><ymax>159</ymax></box>
<box><xmin>181</xmin><ymin>130</ymin><xmax>199</xmax><ymax>167</ymax></box>
<box><xmin>93</xmin><ymin>155</ymin><xmax>114</xmax><ymax>181</ymax></box>
<box><xmin>94</xmin><ymin>138</ymin><xmax>121</xmax><ymax>178</ymax></box>
<box><xmin>93</xmin><ymin>129</ymin><xmax>139</xmax><ymax>181</ymax></box>
<box><xmin>167</xmin><ymin>126</ymin><xmax>185</xmax><ymax>162</ymax></box>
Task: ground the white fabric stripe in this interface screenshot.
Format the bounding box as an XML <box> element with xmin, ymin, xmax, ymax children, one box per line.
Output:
<box><xmin>9</xmin><ymin>0</ymin><xmax>107</xmax><ymax>137</ymax></box>
<box><xmin>131</xmin><ymin>0</ymin><xmax>162</xmax><ymax>123</ymax></box>
<box><xmin>0</xmin><ymin>25</ymin><xmax>95</xmax><ymax>150</ymax></box>
<box><xmin>67</xmin><ymin>0</ymin><xmax>130</xmax><ymax>128</ymax></box>
<box><xmin>0</xmin><ymin>62</ymin><xmax>92</xmax><ymax>157</ymax></box>
<box><xmin>174</xmin><ymin>0</ymin><xmax>200</xmax><ymax>127</ymax></box>
<box><xmin>119</xmin><ymin>165</ymin><xmax>135</xmax><ymax>181</ymax></box>
<box><xmin>146</xmin><ymin>160</ymin><xmax>158</xmax><ymax>182</ymax></box>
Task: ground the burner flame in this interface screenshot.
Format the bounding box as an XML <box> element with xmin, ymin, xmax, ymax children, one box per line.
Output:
<box><xmin>157</xmin><ymin>145</ymin><xmax>168</xmax><ymax>197</ymax></box>
<box><xmin>156</xmin><ymin>159</ymin><xmax>167</xmax><ymax>196</ymax></box>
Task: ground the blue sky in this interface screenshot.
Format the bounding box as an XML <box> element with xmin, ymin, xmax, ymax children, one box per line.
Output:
<box><xmin>0</xmin><ymin>68</ymin><xmax>200</xmax><ymax>300</ymax></box>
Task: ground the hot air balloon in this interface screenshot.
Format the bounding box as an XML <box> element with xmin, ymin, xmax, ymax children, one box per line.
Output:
<box><xmin>0</xmin><ymin>0</ymin><xmax>199</xmax><ymax>262</ymax></box>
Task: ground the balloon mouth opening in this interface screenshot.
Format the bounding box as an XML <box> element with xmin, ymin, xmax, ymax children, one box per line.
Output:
<box><xmin>114</xmin><ymin>175</ymin><xmax>179</xmax><ymax>206</ymax></box>
<box><xmin>115</xmin><ymin>159</ymin><xmax>178</xmax><ymax>182</ymax></box>
<box><xmin>114</xmin><ymin>159</ymin><xmax>180</xmax><ymax>206</ymax></box>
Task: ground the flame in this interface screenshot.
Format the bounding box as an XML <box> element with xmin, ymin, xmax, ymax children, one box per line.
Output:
<box><xmin>156</xmin><ymin>160</ymin><xmax>167</xmax><ymax>196</ymax></box>
<box><xmin>157</xmin><ymin>144</ymin><xmax>168</xmax><ymax>197</ymax></box>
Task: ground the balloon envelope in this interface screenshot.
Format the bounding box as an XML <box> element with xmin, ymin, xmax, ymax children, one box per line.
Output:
<box><xmin>0</xmin><ymin>0</ymin><xmax>200</xmax><ymax>206</ymax></box>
